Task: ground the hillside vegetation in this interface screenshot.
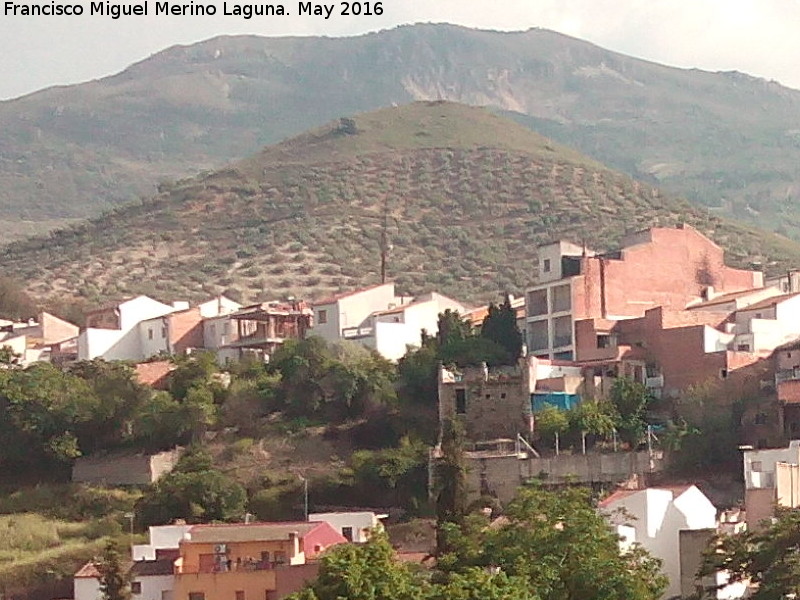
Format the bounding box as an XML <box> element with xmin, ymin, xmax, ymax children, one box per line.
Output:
<box><xmin>4</xmin><ymin>24</ymin><xmax>800</xmax><ymax>239</ymax></box>
<box><xmin>3</xmin><ymin>102</ymin><xmax>799</xmax><ymax>306</ymax></box>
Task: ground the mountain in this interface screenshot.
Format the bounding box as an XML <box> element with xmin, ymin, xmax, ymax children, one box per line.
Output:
<box><xmin>3</xmin><ymin>102</ymin><xmax>799</xmax><ymax>307</ymax></box>
<box><xmin>4</xmin><ymin>24</ymin><xmax>800</xmax><ymax>242</ymax></box>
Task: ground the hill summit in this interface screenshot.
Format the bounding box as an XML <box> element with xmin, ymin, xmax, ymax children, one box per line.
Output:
<box><xmin>3</xmin><ymin>102</ymin><xmax>799</xmax><ymax>306</ymax></box>
<box><xmin>5</xmin><ymin>24</ymin><xmax>800</xmax><ymax>240</ymax></box>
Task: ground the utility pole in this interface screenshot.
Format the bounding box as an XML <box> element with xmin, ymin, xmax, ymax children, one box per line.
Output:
<box><xmin>380</xmin><ymin>208</ymin><xmax>389</xmax><ymax>284</ymax></box>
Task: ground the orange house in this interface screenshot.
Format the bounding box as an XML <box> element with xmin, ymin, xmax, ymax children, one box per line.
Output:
<box><xmin>173</xmin><ymin>521</ymin><xmax>346</xmax><ymax>600</ymax></box>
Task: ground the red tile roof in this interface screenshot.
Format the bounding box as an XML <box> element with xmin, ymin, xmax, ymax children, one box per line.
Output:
<box><xmin>75</xmin><ymin>561</ymin><xmax>102</xmax><ymax>578</ymax></box>
<box><xmin>135</xmin><ymin>361</ymin><xmax>175</xmax><ymax>390</ymax></box>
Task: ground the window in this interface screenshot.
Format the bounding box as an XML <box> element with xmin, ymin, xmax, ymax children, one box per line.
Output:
<box><xmin>189</xmin><ymin>594</ymin><xmax>205</xmax><ymax>600</ymax></box>
<box><xmin>720</xmin><ymin>369</ymin><xmax>728</xmax><ymax>379</ymax></box>
<box><xmin>274</xmin><ymin>551</ymin><xmax>287</xmax><ymax>565</ymax></box>
<box><xmin>737</xmin><ymin>344</ymin><xmax>750</xmax><ymax>352</ymax></box>
<box><xmin>455</xmin><ymin>389</ymin><xmax>467</xmax><ymax>415</ymax></box>
<box><xmin>131</xmin><ymin>582</ymin><xmax>142</xmax><ymax>595</ymax></box>
<box><xmin>500</xmin><ymin>393</ymin><xmax>506</xmax><ymax>399</ymax></box>
<box><xmin>789</xmin><ymin>352</ymin><xmax>793</xmax><ymax>358</ymax></box>
<box><xmin>147</xmin><ymin>328</ymin><xmax>153</xmax><ymax>340</ymax></box>
<box><xmin>751</xmin><ymin>460</ymin><xmax>763</xmax><ymax>472</ymax></box>
<box><xmin>543</xmin><ymin>258</ymin><xmax>551</xmax><ymax>272</ymax></box>
<box><xmin>342</xmin><ymin>526</ymin><xmax>354</xmax><ymax>541</ymax></box>
<box><xmin>318</xmin><ymin>310</ymin><xmax>328</xmax><ymax>324</ymax></box>
<box><xmin>261</xmin><ymin>551</ymin><xmax>270</xmax><ymax>564</ymax></box>
<box><xmin>755</xmin><ymin>313</ymin><xmax>763</xmax><ymax>319</ymax></box>
<box><xmin>485</xmin><ymin>394</ymin><xmax>491</xmax><ymax>400</ymax></box>
<box><xmin>597</xmin><ymin>334</ymin><xmax>611</xmax><ymax>349</ymax></box>
<box><xmin>161</xmin><ymin>326</ymin><xmax>167</xmax><ymax>339</ymax></box>
<box><xmin>755</xmin><ymin>413</ymin><xmax>768</xmax><ymax>425</ymax></box>
<box><xmin>236</xmin><ymin>592</ymin><xmax>245</xmax><ymax>600</ymax></box>
<box><xmin>210</xmin><ymin>324</ymin><xmax>216</xmax><ymax>336</ymax></box>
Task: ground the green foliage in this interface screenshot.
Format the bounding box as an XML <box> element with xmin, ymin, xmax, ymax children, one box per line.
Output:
<box><xmin>349</xmin><ymin>437</ymin><xmax>428</xmax><ymax>508</ymax></box>
<box><xmin>135</xmin><ymin>448</ymin><xmax>247</xmax><ymax>527</ymax></box>
<box><xmin>480</xmin><ymin>295</ymin><xmax>522</xmax><ymax>363</ymax></box>
<box><xmin>439</xmin><ymin>486</ymin><xmax>667</xmax><ymax>600</ymax></box>
<box><xmin>700</xmin><ymin>508</ymin><xmax>800</xmax><ymax>600</ymax></box>
<box><xmin>287</xmin><ymin>532</ymin><xmax>428</xmax><ymax>600</ymax></box>
<box><xmin>0</xmin><ymin>277</ymin><xmax>37</xmax><ymax>320</ymax></box>
<box><xmin>96</xmin><ymin>539</ymin><xmax>131</xmax><ymax>600</ymax></box>
<box><xmin>268</xmin><ymin>337</ymin><xmax>397</xmax><ymax>422</ymax></box>
<box><xmin>609</xmin><ymin>377</ymin><xmax>653</xmax><ymax>446</ymax></box>
<box><xmin>292</xmin><ymin>487</ymin><xmax>665</xmax><ymax>600</ymax></box>
<box><xmin>435</xmin><ymin>420</ymin><xmax>468</xmax><ymax>543</ymax></box>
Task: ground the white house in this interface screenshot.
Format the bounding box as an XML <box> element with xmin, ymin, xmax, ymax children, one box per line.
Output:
<box><xmin>78</xmin><ymin>296</ymin><xmax>178</xmax><ymax>361</ymax></box>
<box><xmin>729</xmin><ymin>292</ymin><xmax>800</xmax><ymax>354</ymax></box>
<box><xmin>0</xmin><ymin>312</ymin><xmax>79</xmax><ymax>365</ymax></box>
<box><xmin>78</xmin><ymin>295</ymin><xmax>240</xmax><ymax>362</ymax></box>
<box><xmin>743</xmin><ymin>440</ymin><xmax>800</xmax><ymax>529</ymax></box>
<box><xmin>346</xmin><ymin>292</ymin><xmax>467</xmax><ymax>360</ymax></box>
<box><xmin>310</xmin><ymin>283</ymin><xmax>409</xmax><ymax>343</ymax></box>
<box><xmin>132</xmin><ymin>524</ymin><xmax>192</xmax><ymax>560</ymax></box>
<box><xmin>308</xmin><ymin>511</ymin><xmax>387</xmax><ymax>543</ymax></box>
<box><xmin>600</xmin><ymin>485</ymin><xmax>728</xmax><ymax>599</ymax></box>
<box><xmin>74</xmin><ymin>524</ymin><xmax>190</xmax><ymax>600</ymax></box>
<box><xmin>310</xmin><ymin>284</ymin><xmax>467</xmax><ymax>361</ymax></box>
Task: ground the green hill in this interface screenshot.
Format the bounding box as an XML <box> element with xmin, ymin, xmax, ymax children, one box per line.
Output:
<box><xmin>3</xmin><ymin>102</ymin><xmax>799</xmax><ymax>306</ymax></box>
<box><xmin>4</xmin><ymin>24</ymin><xmax>800</xmax><ymax>240</ymax></box>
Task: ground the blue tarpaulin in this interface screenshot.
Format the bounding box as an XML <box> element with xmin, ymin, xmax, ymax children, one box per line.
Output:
<box><xmin>532</xmin><ymin>392</ymin><xmax>581</xmax><ymax>412</ymax></box>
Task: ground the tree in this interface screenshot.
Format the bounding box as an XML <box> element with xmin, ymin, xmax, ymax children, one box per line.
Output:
<box><xmin>534</xmin><ymin>405</ymin><xmax>570</xmax><ymax>455</ymax></box>
<box><xmin>700</xmin><ymin>507</ymin><xmax>800</xmax><ymax>600</ymax></box>
<box><xmin>293</xmin><ymin>487</ymin><xmax>666</xmax><ymax>600</ymax></box>
<box><xmin>95</xmin><ymin>539</ymin><xmax>131</xmax><ymax>600</ymax></box>
<box><xmin>609</xmin><ymin>377</ymin><xmax>652</xmax><ymax>447</ymax></box>
<box><xmin>135</xmin><ymin>447</ymin><xmax>247</xmax><ymax>526</ymax></box>
<box><xmin>287</xmin><ymin>532</ymin><xmax>429</xmax><ymax>600</ymax></box>
<box><xmin>436</xmin><ymin>310</ymin><xmax>471</xmax><ymax>347</ymax></box>
<box><xmin>452</xmin><ymin>486</ymin><xmax>667</xmax><ymax>600</ymax></box>
<box><xmin>436</xmin><ymin>420</ymin><xmax>468</xmax><ymax>529</ymax></box>
<box><xmin>480</xmin><ymin>295</ymin><xmax>522</xmax><ymax>364</ymax></box>
<box><xmin>0</xmin><ymin>276</ymin><xmax>36</xmax><ymax>321</ymax></box>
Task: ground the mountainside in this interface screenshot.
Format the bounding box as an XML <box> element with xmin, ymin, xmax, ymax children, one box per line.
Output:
<box><xmin>4</xmin><ymin>24</ymin><xmax>800</xmax><ymax>241</ymax></box>
<box><xmin>3</xmin><ymin>102</ymin><xmax>800</xmax><ymax>307</ymax></box>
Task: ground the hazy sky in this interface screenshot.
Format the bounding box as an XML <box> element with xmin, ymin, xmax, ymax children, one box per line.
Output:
<box><xmin>1</xmin><ymin>0</ymin><xmax>799</xmax><ymax>100</ymax></box>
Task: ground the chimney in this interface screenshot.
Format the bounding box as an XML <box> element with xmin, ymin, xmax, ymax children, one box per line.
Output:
<box><xmin>288</xmin><ymin>531</ymin><xmax>300</xmax><ymax>557</ymax></box>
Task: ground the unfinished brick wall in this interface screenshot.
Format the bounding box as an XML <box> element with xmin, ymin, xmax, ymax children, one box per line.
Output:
<box><xmin>572</xmin><ymin>225</ymin><xmax>761</xmax><ymax>322</ymax></box>
<box><xmin>438</xmin><ymin>364</ymin><xmax>532</xmax><ymax>442</ymax></box>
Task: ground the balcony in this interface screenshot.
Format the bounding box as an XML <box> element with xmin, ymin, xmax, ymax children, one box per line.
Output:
<box><xmin>341</xmin><ymin>326</ymin><xmax>374</xmax><ymax>339</ymax></box>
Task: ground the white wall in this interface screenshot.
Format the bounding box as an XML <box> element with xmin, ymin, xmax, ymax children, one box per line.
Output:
<box><xmin>311</xmin><ymin>283</ymin><xmax>398</xmax><ymax>342</ymax></box>
<box><xmin>197</xmin><ymin>296</ymin><xmax>240</xmax><ymax>318</ymax></box>
<box><xmin>117</xmin><ymin>296</ymin><xmax>176</xmax><ymax>331</ymax></box>
<box><xmin>135</xmin><ymin>574</ymin><xmax>174</xmax><ymax>600</ymax></box>
<box><xmin>203</xmin><ymin>315</ymin><xmax>234</xmax><ymax>350</ymax></box>
<box><xmin>74</xmin><ymin>577</ymin><xmax>101</xmax><ymax>600</ymax></box>
<box><xmin>309</xmin><ymin>512</ymin><xmax>384</xmax><ymax>543</ymax></box>
<box><xmin>133</xmin><ymin>525</ymin><xmax>192</xmax><ymax>560</ymax></box>
<box><xmin>744</xmin><ymin>442</ymin><xmax>800</xmax><ymax>489</ymax></box>
<box><xmin>602</xmin><ymin>486</ymin><xmax>716</xmax><ymax>599</ymax></box>
<box><xmin>78</xmin><ymin>327</ymin><xmax>143</xmax><ymax>361</ymax></box>
<box><xmin>139</xmin><ymin>317</ymin><xmax>170</xmax><ymax>359</ymax></box>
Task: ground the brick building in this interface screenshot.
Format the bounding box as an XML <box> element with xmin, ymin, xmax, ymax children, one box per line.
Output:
<box><xmin>525</xmin><ymin>225</ymin><xmax>763</xmax><ymax>360</ymax></box>
<box><xmin>437</xmin><ymin>356</ymin><xmax>582</xmax><ymax>442</ymax></box>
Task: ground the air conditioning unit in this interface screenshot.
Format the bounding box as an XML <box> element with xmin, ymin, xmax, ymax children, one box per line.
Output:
<box><xmin>214</xmin><ymin>544</ymin><xmax>228</xmax><ymax>554</ymax></box>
